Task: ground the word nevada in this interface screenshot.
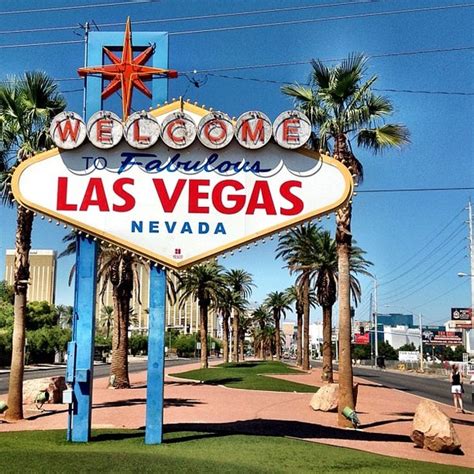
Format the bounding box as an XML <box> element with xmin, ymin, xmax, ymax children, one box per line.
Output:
<box><xmin>50</xmin><ymin>109</ymin><xmax>312</xmax><ymax>151</ymax></box>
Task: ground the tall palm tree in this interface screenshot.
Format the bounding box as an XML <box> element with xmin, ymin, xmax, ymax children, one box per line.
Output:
<box><xmin>224</xmin><ymin>269</ymin><xmax>254</xmax><ymax>363</ymax></box>
<box><xmin>213</xmin><ymin>287</ymin><xmax>247</xmax><ymax>363</ymax></box>
<box><xmin>284</xmin><ymin>284</ymin><xmax>316</xmax><ymax>366</ymax></box>
<box><xmin>177</xmin><ymin>262</ymin><xmax>226</xmax><ymax>368</ymax></box>
<box><xmin>251</xmin><ymin>305</ymin><xmax>271</xmax><ymax>359</ymax></box>
<box><xmin>311</xmin><ymin>231</ymin><xmax>338</xmax><ymax>383</ymax></box>
<box><xmin>264</xmin><ymin>291</ymin><xmax>292</xmax><ymax>360</ymax></box>
<box><xmin>253</xmin><ymin>324</ymin><xmax>275</xmax><ymax>360</ymax></box>
<box><xmin>238</xmin><ymin>312</ymin><xmax>252</xmax><ymax>361</ymax></box>
<box><xmin>97</xmin><ymin>248</ymin><xmax>141</xmax><ymax>388</ymax></box>
<box><xmin>0</xmin><ymin>72</ymin><xmax>65</xmax><ymax>420</ymax></box>
<box><xmin>276</xmin><ymin>224</ymin><xmax>320</xmax><ymax>370</ymax></box>
<box><xmin>282</xmin><ymin>53</ymin><xmax>409</xmax><ymax>425</ymax></box>
<box><xmin>306</xmin><ymin>230</ymin><xmax>372</xmax><ymax>383</ymax></box>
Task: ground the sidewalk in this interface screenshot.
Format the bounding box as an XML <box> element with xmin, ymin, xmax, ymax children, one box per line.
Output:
<box><xmin>0</xmin><ymin>362</ymin><xmax>472</xmax><ymax>468</ymax></box>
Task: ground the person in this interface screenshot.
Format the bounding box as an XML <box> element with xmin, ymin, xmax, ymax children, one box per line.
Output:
<box><xmin>450</xmin><ymin>364</ymin><xmax>464</xmax><ymax>413</ymax></box>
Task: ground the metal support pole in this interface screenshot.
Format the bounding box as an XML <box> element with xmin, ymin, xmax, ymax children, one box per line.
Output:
<box><xmin>145</xmin><ymin>266</ymin><xmax>167</xmax><ymax>444</ymax></box>
<box><xmin>70</xmin><ymin>235</ymin><xmax>98</xmax><ymax>442</ymax></box>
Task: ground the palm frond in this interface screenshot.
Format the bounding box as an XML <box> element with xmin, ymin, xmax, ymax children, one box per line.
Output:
<box><xmin>357</xmin><ymin>124</ymin><xmax>410</xmax><ymax>154</ymax></box>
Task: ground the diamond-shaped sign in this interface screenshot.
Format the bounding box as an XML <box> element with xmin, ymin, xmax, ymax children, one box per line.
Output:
<box><xmin>12</xmin><ymin>101</ymin><xmax>352</xmax><ymax>269</ymax></box>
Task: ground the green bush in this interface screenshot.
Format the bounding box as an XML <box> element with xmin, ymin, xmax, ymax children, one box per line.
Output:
<box><xmin>0</xmin><ymin>301</ymin><xmax>14</xmax><ymax>329</ymax></box>
<box><xmin>378</xmin><ymin>341</ymin><xmax>398</xmax><ymax>360</ymax></box>
<box><xmin>129</xmin><ymin>334</ymin><xmax>148</xmax><ymax>356</ymax></box>
<box><xmin>175</xmin><ymin>334</ymin><xmax>196</xmax><ymax>357</ymax></box>
<box><xmin>397</xmin><ymin>342</ymin><xmax>417</xmax><ymax>353</ymax></box>
<box><xmin>352</xmin><ymin>344</ymin><xmax>371</xmax><ymax>360</ymax></box>
<box><xmin>26</xmin><ymin>301</ymin><xmax>59</xmax><ymax>330</ymax></box>
<box><xmin>26</xmin><ymin>327</ymin><xmax>71</xmax><ymax>364</ymax></box>
<box><xmin>95</xmin><ymin>335</ymin><xmax>112</xmax><ymax>352</ymax></box>
<box><xmin>0</xmin><ymin>329</ymin><xmax>12</xmax><ymax>366</ymax></box>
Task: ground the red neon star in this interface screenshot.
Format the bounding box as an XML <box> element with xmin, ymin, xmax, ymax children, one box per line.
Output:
<box><xmin>78</xmin><ymin>17</ymin><xmax>177</xmax><ymax>119</ymax></box>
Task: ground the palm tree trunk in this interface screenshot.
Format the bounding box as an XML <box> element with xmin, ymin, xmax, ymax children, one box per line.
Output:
<box><xmin>335</xmin><ymin>134</ymin><xmax>355</xmax><ymax>427</ymax></box>
<box><xmin>239</xmin><ymin>335</ymin><xmax>245</xmax><ymax>360</ymax></box>
<box><xmin>296</xmin><ymin>307</ymin><xmax>303</xmax><ymax>367</ymax></box>
<box><xmin>322</xmin><ymin>305</ymin><xmax>334</xmax><ymax>383</ymax></box>
<box><xmin>302</xmin><ymin>275</ymin><xmax>310</xmax><ymax>371</ymax></box>
<box><xmin>222</xmin><ymin>314</ymin><xmax>229</xmax><ymax>363</ymax></box>
<box><xmin>274</xmin><ymin>312</ymin><xmax>281</xmax><ymax>360</ymax></box>
<box><xmin>110</xmin><ymin>289</ymin><xmax>130</xmax><ymax>388</ymax></box>
<box><xmin>260</xmin><ymin>340</ymin><xmax>264</xmax><ymax>360</ymax></box>
<box><xmin>6</xmin><ymin>206</ymin><xmax>34</xmax><ymax>421</ymax></box>
<box><xmin>199</xmin><ymin>303</ymin><xmax>208</xmax><ymax>369</ymax></box>
<box><xmin>232</xmin><ymin>310</ymin><xmax>239</xmax><ymax>363</ymax></box>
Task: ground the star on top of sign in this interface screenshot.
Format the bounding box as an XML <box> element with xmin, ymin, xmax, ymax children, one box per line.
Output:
<box><xmin>78</xmin><ymin>17</ymin><xmax>177</xmax><ymax>119</ymax></box>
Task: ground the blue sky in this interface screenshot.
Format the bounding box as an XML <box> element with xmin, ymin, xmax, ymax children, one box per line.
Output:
<box><xmin>0</xmin><ymin>0</ymin><xmax>473</xmax><ymax>326</ymax></box>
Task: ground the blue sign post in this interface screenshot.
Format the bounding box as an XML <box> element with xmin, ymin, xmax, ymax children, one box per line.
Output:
<box><xmin>145</xmin><ymin>266</ymin><xmax>167</xmax><ymax>444</ymax></box>
<box><xmin>66</xmin><ymin>25</ymin><xmax>170</xmax><ymax>443</ymax></box>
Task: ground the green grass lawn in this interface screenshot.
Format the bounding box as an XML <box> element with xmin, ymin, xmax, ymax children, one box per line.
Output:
<box><xmin>172</xmin><ymin>360</ymin><xmax>317</xmax><ymax>392</ymax></box>
<box><xmin>0</xmin><ymin>430</ymin><xmax>468</xmax><ymax>473</ymax></box>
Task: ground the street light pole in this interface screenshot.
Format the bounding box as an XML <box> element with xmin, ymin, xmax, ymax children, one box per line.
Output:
<box><xmin>457</xmin><ymin>200</ymin><xmax>474</xmax><ymax>353</ymax></box>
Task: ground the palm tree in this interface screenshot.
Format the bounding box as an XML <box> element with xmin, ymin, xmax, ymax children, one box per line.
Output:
<box><xmin>99</xmin><ymin>305</ymin><xmax>114</xmax><ymax>339</ymax></box>
<box><xmin>282</xmin><ymin>53</ymin><xmax>409</xmax><ymax>425</ymax></box>
<box><xmin>0</xmin><ymin>72</ymin><xmax>65</xmax><ymax>420</ymax></box>
<box><xmin>276</xmin><ymin>224</ymin><xmax>320</xmax><ymax>370</ymax></box>
<box><xmin>251</xmin><ymin>305</ymin><xmax>271</xmax><ymax>359</ymax></box>
<box><xmin>224</xmin><ymin>269</ymin><xmax>254</xmax><ymax>363</ymax></box>
<box><xmin>238</xmin><ymin>312</ymin><xmax>253</xmax><ymax>361</ymax></box>
<box><xmin>177</xmin><ymin>262</ymin><xmax>226</xmax><ymax>368</ymax></box>
<box><xmin>311</xmin><ymin>231</ymin><xmax>338</xmax><ymax>383</ymax></box>
<box><xmin>97</xmin><ymin>248</ymin><xmax>141</xmax><ymax>388</ymax></box>
<box><xmin>264</xmin><ymin>291</ymin><xmax>292</xmax><ymax>360</ymax></box>
<box><xmin>255</xmin><ymin>326</ymin><xmax>277</xmax><ymax>360</ymax></box>
<box><xmin>284</xmin><ymin>284</ymin><xmax>316</xmax><ymax>366</ymax></box>
<box><xmin>214</xmin><ymin>288</ymin><xmax>247</xmax><ymax>363</ymax></box>
<box><xmin>57</xmin><ymin>304</ymin><xmax>73</xmax><ymax>329</ymax></box>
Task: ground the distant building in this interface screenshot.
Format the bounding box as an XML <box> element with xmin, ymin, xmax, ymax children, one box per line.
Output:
<box><xmin>282</xmin><ymin>321</ymin><xmax>296</xmax><ymax>350</ymax></box>
<box><xmin>382</xmin><ymin>325</ymin><xmax>421</xmax><ymax>349</ymax></box>
<box><xmin>377</xmin><ymin>313</ymin><xmax>413</xmax><ymax>327</ymax></box>
<box><xmin>4</xmin><ymin>249</ymin><xmax>56</xmax><ymax>304</ymax></box>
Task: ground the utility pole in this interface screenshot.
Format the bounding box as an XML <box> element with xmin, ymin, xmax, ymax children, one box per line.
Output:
<box><xmin>468</xmin><ymin>200</ymin><xmax>474</xmax><ymax>353</ymax></box>
<box><xmin>369</xmin><ymin>292</ymin><xmax>374</xmax><ymax>366</ymax></box>
<box><xmin>373</xmin><ymin>276</ymin><xmax>379</xmax><ymax>366</ymax></box>
<box><xmin>82</xmin><ymin>22</ymin><xmax>90</xmax><ymax>119</ymax></box>
<box><xmin>418</xmin><ymin>313</ymin><xmax>424</xmax><ymax>372</ymax></box>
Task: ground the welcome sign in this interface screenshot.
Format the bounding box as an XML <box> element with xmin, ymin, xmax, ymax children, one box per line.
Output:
<box><xmin>12</xmin><ymin>100</ymin><xmax>353</xmax><ymax>268</ymax></box>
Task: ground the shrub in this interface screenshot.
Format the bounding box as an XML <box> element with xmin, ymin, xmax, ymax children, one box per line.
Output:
<box><xmin>352</xmin><ymin>344</ymin><xmax>371</xmax><ymax>360</ymax></box>
<box><xmin>0</xmin><ymin>329</ymin><xmax>12</xmax><ymax>366</ymax></box>
<box><xmin>129</xmin><ymin>334</ymin><xmax>148</xmax><ymax>356</ymax></box>
<box><xmin>175</xmin><ymin>334</ymin><xmax>196</xmax><ymax>357</ymax></box>
<box><xmin>26</xmin><ymin>327</ymin><xmax>71</xmax><ymax>364</ymax></box>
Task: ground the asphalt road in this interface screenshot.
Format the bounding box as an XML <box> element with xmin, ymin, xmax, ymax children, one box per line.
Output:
<box><xmin>312</xmin><ymin>361</ymin><xmax>473</xmax><ymax>411</ymax></box>
<box><xmin>0</xmin><ymin>358</ymin><xmax>195</xmax><ymax>395</ymax></box>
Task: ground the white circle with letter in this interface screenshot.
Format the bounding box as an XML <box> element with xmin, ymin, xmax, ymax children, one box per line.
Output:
<box><xmin>87</xmin><ymin>111</ymin><xmax>123</xmax><ymax>149</ymax></box>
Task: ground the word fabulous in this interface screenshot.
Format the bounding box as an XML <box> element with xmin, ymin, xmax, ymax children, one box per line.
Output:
<box><xmin>50</xmin><ymin>109</ymin><xmax>312</xmax><ymax>151</ymax></box>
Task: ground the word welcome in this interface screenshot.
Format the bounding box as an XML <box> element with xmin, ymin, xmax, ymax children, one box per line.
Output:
<box><xmin>50</xmin><ymin>109</ymin><xmax>312</xmax><ymax>151</ymax></box>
